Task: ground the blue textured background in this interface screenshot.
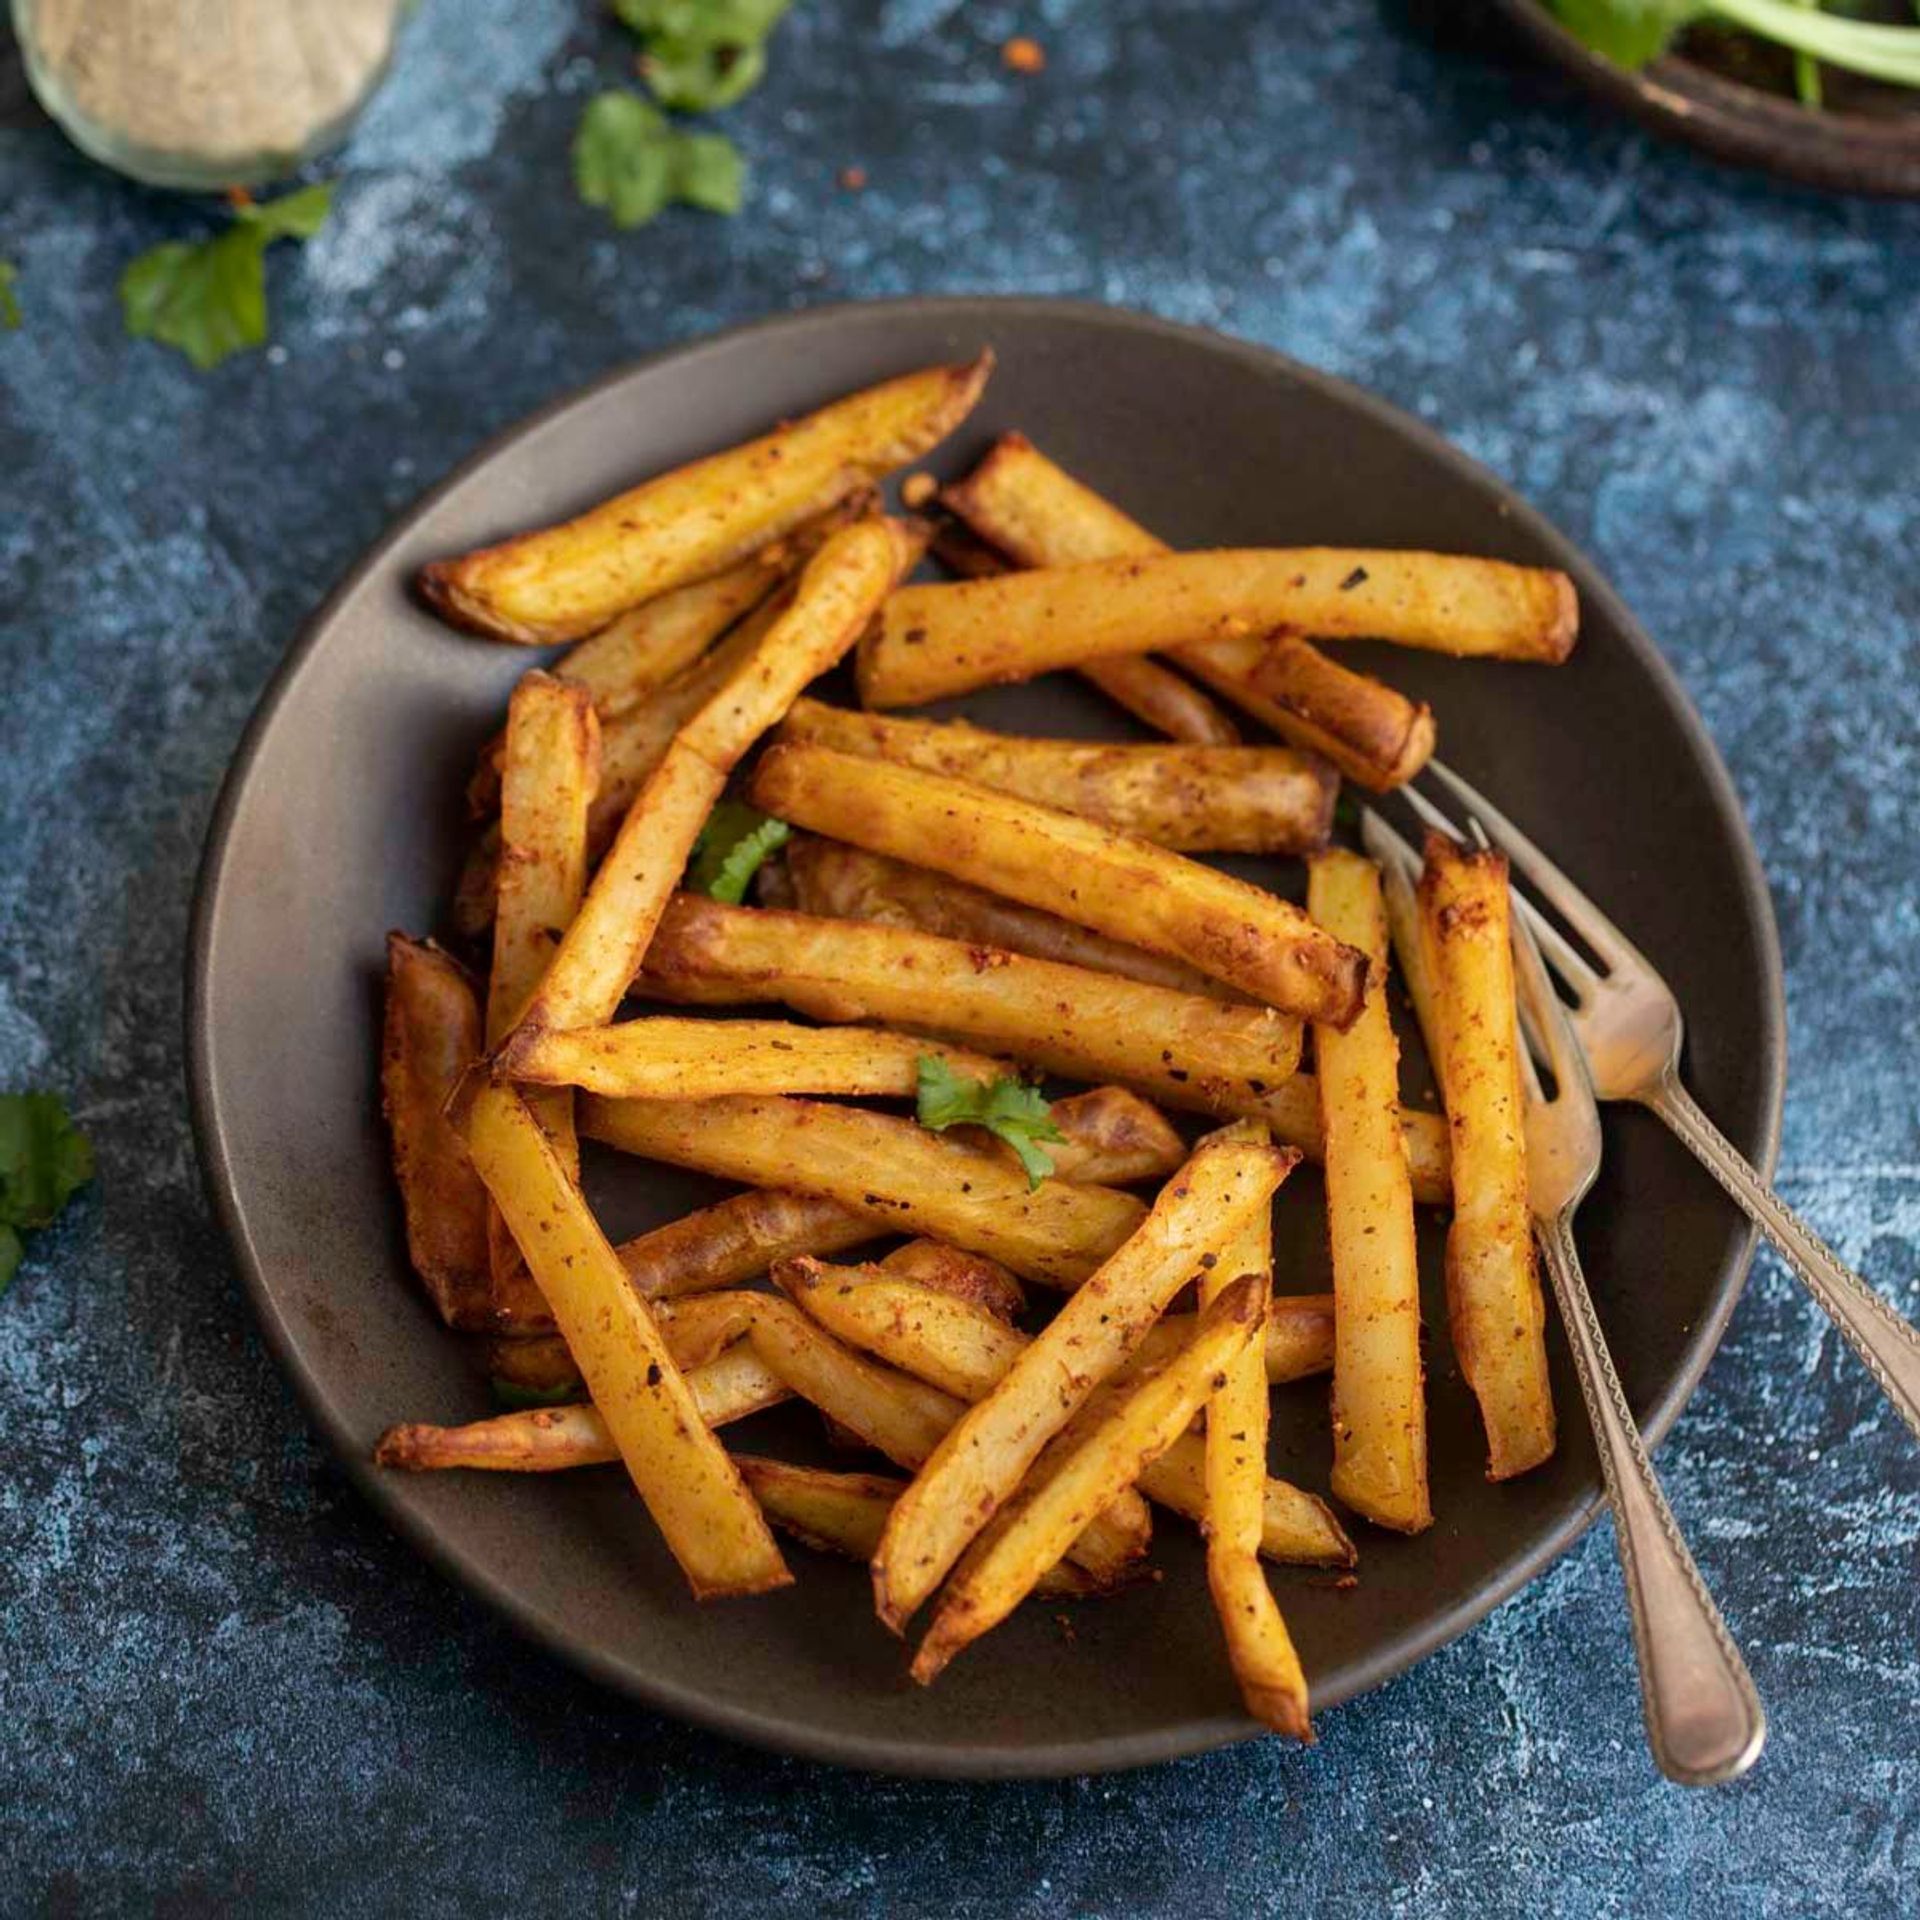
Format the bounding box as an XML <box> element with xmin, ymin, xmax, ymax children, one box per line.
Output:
<box><xmin>2</xmin><ymin>2</ymin><xmax>1916</xmax><ymax>1912</ymax></box>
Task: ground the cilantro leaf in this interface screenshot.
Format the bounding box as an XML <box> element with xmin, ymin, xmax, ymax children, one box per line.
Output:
<box><xmin>0</xmin><ymin>262</ymin><xmax>20</xmax><ymax>332</ymax></box>
<box><xmin>687</xmin><ymin>801</ymin><xmax>791</xmax><ymax>903</ymax></box>
<box><xmin>1546</xmin><ymin>0</ymin><xmax>1702</xmax><ymax>65</ymax></box>
<box><xmin>0</xmin><ymin>1092</ymin><xmax>94</xmax><ymax>1298</ymax></box>
<box><xmin>915</xmin><ymin>1056</ymin><xmax>1064</xmax><ymax>1191</ymax></box>
<box><xmin>119</xmin><ymin>183</ymin><xmax>334</xmax><ymax>370</ymax></box>
<box><xmin>574</xmin><ymin>92</ymin><xmax>750</xmax><ymax>228</ymax></box>
<box><xmin>615</xmin><ymin>0</ymin><xmax>793</xmax><ymax>111</ymax></box>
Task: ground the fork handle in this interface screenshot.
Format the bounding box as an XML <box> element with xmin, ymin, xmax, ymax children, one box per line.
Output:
<box><xmin>1536</xmin><ymin>1213</ymin><xmax>1766</xmax><ymax>1786</ymax></box>
<box><xmin>1646</xmin><ymin>1074</ymin><xmax>1920</xmax><ymax>1447</ymax></box>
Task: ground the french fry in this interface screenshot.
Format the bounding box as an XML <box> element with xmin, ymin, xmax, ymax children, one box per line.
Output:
<box><xmin>911</xmin><ymin>1276</ymin><xmax>1265</xmax><ymax>1682</ymax></box>
<box><xmin>1260</xmin><ymin>1075</ymin><xmax>1451</xmax><ymax>1209</ymax></box>
<box><xmin>1379</xmin><ymin>846</ymin><xmax>1446</xmax><ymax>1103</ymax></box>
<box><xmin>940</xmin><ymin>434</ymin><xmax>1444</xmax><ymax>790</ymax></box>
<box><xmin>776</xmin><ymin>700</ymin><xmax>1335</xmax><ymax>855</ymax></box>
<box><xmin>1015</xmin><ymin>1086</ymin><xmax>1184</xmax><ymax>1186</ymax></box>
<box><xmin>779</xmin><ymin>1255</ymin><xmax>1348</xmax><ymax>1566</ymax></box>
<box><xmin>871</xmin><ymin>1126</ymin><xmax>1293</xmax><ymax>1632</ymax></box>
<box><xmin>743</xmin><ymin>1294</ymin><xmax>1149</xmax><ymax>1582</ymax></box>
<box><xmin>749</xmin><ymin>744</ymin><xmax>1367</xmax><ymax>1024</ymax></box>
<box><xmin>652</xmin><ymin>1292</ymin><xmax>768</xmax><ymax>1371</ymax></box>
<box><xmin>860</xmin><ymin>546</ymin><xmax>1578</xmax><ymax>708</ymax></box>
<box><xmin>499</xmin><ymin>1017</ymin><xmax>1009</xmax><ymax>1102</ymax></box>
<box><xmin>457</xmin><ymin>1079</ymin><xmax>790</xmax><ymax>1597</ymax></box>
<box><xmin>729</xmin><ymin>1456</ymin><xmax>1111</xmax><ymax>1598</ymax></box>
<box><xmin>373</xmin><ymin>1347</ymin><xmax>792</xmax><ymax>1473</ymax></box>
<box><xmin>419</xmin><ymin>355</ymin><xmax>990</xmax><ymax>642</ymax></box>
<box><xmin>1199</xmin><ymin>1160</ymin><xmax>1312</xmax><ymax>1738</ymax></box>
<box><xmin>784</xmin><ymin>834</ymin><xmax>1228</xmax><ymax>998</ymax></box>
<box><xmin>485</xmin><ymin>1333</ymin><xmax>581</xmax><ymax>1399</ymax></box>
<box><xmin>1418</xmin><ymin>832</ymin><xmax>1555</xmax><ymax>1481</ymax></box>
<box><xmin>876</xmin><ymin>1240</ymin><xmax>1026</xmax><ymax>1324</ymax></box>
<box><xmin>638</xmin><ymin>896</ymin><xmax>1308</xmax><ymax>1142</ymax></box>
<box><xmin>381</xmin><ymin>934</ymin><xmax>547</xmax><ymax>1330</ymax></box>
<box><xmin>932</xmin><ymin>510</ymin><xmax>1240</xmax><ymax>744</ymax></box>
<box><xmin>1308</xmin><ymin>850</ymin><xmax>1432</xmax><ymax>1531</ymax></box>
<box><xmin>580</xmin><ymin>1092</ymin><xmax>1148</xmax><ymax>1288</ymax></box>
<box><xmin>1204</xmin><ymin>630</ymin><xmax>1436</xmax><ymax>792</ymax></box>
<box><xmin>615</xmin><ymin>1187</ymin><xmax>887</xmax><ymax>1299</ymax></box>
<box><xmin>520</xmin><ymin>519</ymin><xmax>909</xmax><ymax>1034</ymax></box>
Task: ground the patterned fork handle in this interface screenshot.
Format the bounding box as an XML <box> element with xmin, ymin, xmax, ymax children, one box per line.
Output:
<box><xmin>1647</xmin><ymin>1072</ymin><xmax>1920</xmax><ymax>1447</ymax></box>
<box><xmin>1535</xmin><ymin>1212</ymin><xmax>1767</xmax><ymax>1787</ymax></box>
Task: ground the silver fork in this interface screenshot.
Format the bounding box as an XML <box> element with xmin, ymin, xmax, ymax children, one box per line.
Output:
<box><xmin>1365</xmin><ymin>811</ymin><xmax>1767</xmax><ymax>1787</ymax></box>
<box><xmin>1398</xmin><ymin>761</ymin><xmax>1920</xmax><ymax>1448</ymax></box>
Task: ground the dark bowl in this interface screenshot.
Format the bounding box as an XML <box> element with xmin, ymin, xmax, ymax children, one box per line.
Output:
<box><xmin>187</xmin><ymin>297</ymin><xmax>1783</xmax><ymax>1777</ymax></box>
<box><xmin>1493</xmin><ymin>0</ymin><xmax>1920</xmax><ymax>198</ymax></box>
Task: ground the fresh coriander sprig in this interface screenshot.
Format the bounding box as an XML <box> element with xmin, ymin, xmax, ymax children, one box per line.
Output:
<box><xmin>686</xmin><ymin>800</ymin><xmax>791</xmax><ymax>903</ymax></box>
<box><xmin>915</xmin><ymin>1056</ymin><xmax>1064</xmax><ymax>1191</ymax></box>
<box><xmin>0</xmin><ymin>1092</ymin><xmax>94</xmax><ymax>1297</ymax></box>
<box><xmin>1549</xmin><ymin>0</ymin><xmax>1920</xmax><ymax>86</ymax></box>
<box><xmin>119</xmin><ymin>183</ymin><xmax>333</xmax><ymax>371</ymax></box>
<box><xmin>573</xmin><ymin>92</ymin><xmax>747</xmax><ymax>230</ymax></box>
<box><xmin>0</xmin><ymin>262</ymin><xmax>20</xmax><ymax>332</ymax></box>
<box><xmin>615</xmin><ymin>0</ymin><xmax>795</xmax><ymax>111</ymax></box>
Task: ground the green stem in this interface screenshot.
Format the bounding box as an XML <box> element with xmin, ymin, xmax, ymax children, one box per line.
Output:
<box><xmin>1793</xmin><ymin>0</ymin><xmax>1822</xmax><ymax>108</ymax></box>
<box><xmin>1711</xmin><ymin>0</ymin><xmax>1920</xmax><ymax>85</ymax></box>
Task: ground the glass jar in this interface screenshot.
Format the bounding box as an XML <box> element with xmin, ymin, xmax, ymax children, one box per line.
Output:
<box><xmin>11</xmin><ymin>0</ymin><xmax>409</xmax><ymax>191</ymax></box>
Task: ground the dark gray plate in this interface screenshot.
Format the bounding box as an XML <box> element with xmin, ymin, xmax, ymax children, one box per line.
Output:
<box><xmin>187</xmin><ymin>298</ymin><xmax>1783</xmax><ymax>1778</ymax></box>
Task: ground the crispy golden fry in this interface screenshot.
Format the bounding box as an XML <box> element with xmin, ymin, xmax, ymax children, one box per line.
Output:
<box><xmin>872</xmin><ymin>1127</ymin><xmax>1293</xmax><ymax>1631</ymax></box>
<box><xmin>776</xmin><ymin>699</ymin><xmax>1334</xmax><ymax>854</ymax></box>
<box><xmin>1015</xmin><ymin>1086</ymin><xmax>1184</xmax><ymax>1186</ymax></box>
<box><xmin>519</xmin><ymin>520</ymin><xmax>910</xmax><ymax>1033</ymax></box>
<box><xmin>1198</xmin><ymin>1162</ymin><xmax>1311</xmax><ymax>1738</ymax></box>
<box><xmin>1143</xmin><ymin>1433</ymin><xmax>1354</xmax><ymax>1568</ymax></box>
<box><xmin>750</xmin><ymin>744</ymin><xmax>1366</xmax><ymax>1024</ymax></box>
<box><xmin>1206</xmin><ymin>630</ymin><xmax>1436</xmax><ymax>793</ymax></box>
<box><xmin>1135</xmin><ymin>1292</ymin><xmax>1336</xmax><ymax>1386</ymax></box>
<box><xmin>373</xmin><ymin>1349</ymin><xmax>792</xmax><ymax>1474</ymax></box>
<box><xmin>941</xmin><ymin>433</ymin><xmax>1437</xmax><ymax>789</ymax></box>
<box><xmin>419</xmin><ymin>355</ymin><xmax>990</xmax><ymax>642</ymax></box>
<box><xmin>615</xmin><ymin>1187</ymin><xmax>886</xmax><ymax>1298</ymax></box>
<box><xmin>784</xmin><ymin>834</ymin><xmax>1228</xmax><ymax>998</ymax></box>
<box><xmin>743</xmin><ymin>1293</ymin><xmax>1148</xmax><ymax>1583</ymax></box>
<box><xmin>485</xmin><ymin>1333</ymin><xmax>581</xmax><ymax>1398</ymax></box>
<box><xmin>458</xmin><ymin>1080</ymin><xmax>790</xmax><ymax>1596</ymax></box>
<box><xmin>861</xmin><ymin>546</ymin><xmax>1578</xmax><ymax>706</ymax></box>
<box><xmin>876</xmin><ymin>1240</ymin><xmax>1026</xmax><ymax>1323</ymax></box>
<box><xmin>499</xmin><ymin>1016</ymin><xmax>1008</xmax><ymax>1102</ymax></box>
<box><xmin>485</xmin><ymin>674</ymin><xmax>600</xmax><ymax>1297</ymax></box>
<box><xmin>639</xmin><ymin>894</ymin><xmax>1308</xmax><ymax>1137</ymax></box>
<box><xmin>651</xmin><ymin>1291</ymin><xmax>769</xmax><ymax>1371</ymax></box>
<box><xmin>932</xmin><ymin>509</ymin><xmax>1239</xmax><ymax>744</ymax></box>
<box><xmin>382</xmin><ymin>934</ymin><xmax>548</xmax><ymax>1331</ymax></box>
<box><xmin>580</xmin><ymin>1092</ymin><xmax>1147</xmax><ymax>1288</ymax></box>
<box><xmin>1419</xmin><ymin>832</ymin><xmax>1555</xmax><ymax>1481</ymax></box>
<box><xmin>1308</xmin><ymin>850</ymin><xmax>1432</xmax><ymax>1531</ymax></box>
<box><xmin>912</xmin><ymin>1276</ymin><xmax>1264</xmax><ymax>1682</ymax></box>
<box><xmin>1379</xmin><ymin>847</ymin><xmax>1446</xmax><ymax>1104</ymax></box>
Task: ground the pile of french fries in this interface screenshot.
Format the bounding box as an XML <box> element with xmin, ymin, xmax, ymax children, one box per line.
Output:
<box><xmin>376</xmin><ymin>352</ymin><xmax>1578</xmax><ymax>1740</ymax></box>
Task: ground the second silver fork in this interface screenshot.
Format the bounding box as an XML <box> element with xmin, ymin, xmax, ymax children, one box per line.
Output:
<box><xmin>1369</xmin><ymin>811</ymin><xmax>1767</xmax><ymax>1786</ymax></box>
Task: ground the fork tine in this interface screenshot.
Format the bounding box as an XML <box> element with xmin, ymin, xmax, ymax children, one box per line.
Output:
<box><xmin>1424</xmin><ymin>759</ymin><xmax>1645</xmax><ymax>973</ymax></box>
<box><xmin>1509</xmin><ymin>882</ymin><xmax>1593</xmax><ymax>1113</ymax></box>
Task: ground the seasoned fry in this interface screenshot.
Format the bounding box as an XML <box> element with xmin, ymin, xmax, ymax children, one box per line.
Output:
<box><xmin>1199</xmin><ymin>1165</ymin><xmax>1311</xmax><ymax>1738</ymax></box>
<box><xmin>615</xmin><ymin>1187</ymin><xmax>886</xmax><ymax>1299</ymax></box>
<box><xmin>458</xmin><ymin>1080</ymin><xmax>790</xmax><ymax>1596</ymax></box>
<box><xmin>1143</xmin><ymin>1433</ymin><xmax>1354</xmax><ymax>1568</ymax></box>
<box><xmin>519</xmin><ymin>519</ymin><xmax>910</xmax><ymax>1033</ymax></box>
<box><xmin>580</xmin><ymin>1092</ymin><xmax>1147</xmax><ymax>1287</ymax></box>
<box><xmin>638</xmin><ymin>895</ymin><xmax>1308</xmax><ymax>1141</ymax></box>
<box><xmin>912</xmin><ymin>1276</ymin><xmax>1264</xmax><ymax>1682</ymax></box>
<box><xmin>419</xmin><ymin>355</ymin><xmax>990</xmax><ymax>641</ymax></box>
<box><xmin>1309</xmin><ymin>850</ymin><xmax>1432</xmax><ymax>1531</ymax></box>
<box><xmin>1015</xmin><ymin>1086</ymin><xmax>1184</xmax><ymax>1186</ymax></box>
<box><xmin>860</xmin><ymin>547</ymin><xmax>1578</xmax><ymax>707</ymax></box>
<box><xmin>871</xmin><ymin>1126</ymin><xmax>1293</xmax><ymax>1632</ymax></box>
<box><xmin>784</xmin><ymin>834</ymin><xmax>1228</xmax><ymax>998</ymax></box>
<box><xmin>373</xmin><ymin>1348</ymin><xmax>792</xmax><ymax>1473</ymax></box>
<box><xmin>485</xmin><ymin>1333</ymin><xmax>581</xmax><ymax>1399</ymax></box>
<box><xmin>776</xmin><ymin>699</ymin><xmax>1335</xmax><ymax>854</ymax></box>
<box><xmin>652</xmin><ymin>1291</ymin><xmax>768</xmax><ymax>1371</ymax></box>
<box><xmin>743</xmin><ymin>1294</ymin><xmax>1149</xmax><ymax>1582</ymax></box>
<box><xmin>750</xmin><ymin>746</ymin><xmax>1367</xmax><ymax>1022</ymax></box>
<box><xmin>877</xmin><ymin>1240</ymin><xmax>1026</xmax><ymax>1324</ymax></box>
<box><xmin>1212</xmin><ymin>630</ymin><xmax>1436</xmax><ymax>792</ymax></box>
<box><xmin>1134</xmin><ymin>1291</ymin><xmax>1336</xmax><ymax>1386</ymax></box>
<box><xmin>941</xmin><ymin>434</ymin><xmax>1440</xmax><ymax>789</ymax></box>
<box><xmin>382</xmin><ymin>934</ymin><xmax>547</xmax><ymax>1330</ymax></box>
<box><xmin>1379</xmin><ymin>845</ymin><xmax>1446</xmax><ymax>1103</ymax></box>
<box><xmin>1418</xmin><ymin>832</ymin><xmax>1555</xmax><ymax>1481</ymax></box>
<box><xmin>499</xmin><ymin>1017</ymin><xmax>1008</xmax><ymax>1102</ymax></box>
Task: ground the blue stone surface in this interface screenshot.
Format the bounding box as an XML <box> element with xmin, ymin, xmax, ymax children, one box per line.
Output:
<box><xmin>2</xmin><ymin>1</ymin><xmax>1916</xmax><ymax>1911</ymax></box>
